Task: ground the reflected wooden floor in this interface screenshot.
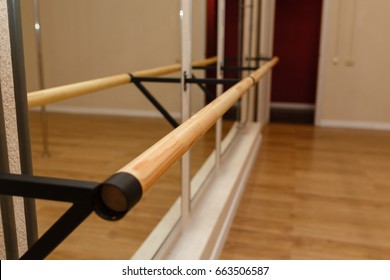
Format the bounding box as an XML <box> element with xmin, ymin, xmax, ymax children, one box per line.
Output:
<box><xmin>220</xmin><ymin>124</ymin><xmax>390</xmax><ymax>259</ymax></box>
<box><xmin>30</xmin><ymin>113</ymin><xmax>390</xmax><ymax>259</ymax></box>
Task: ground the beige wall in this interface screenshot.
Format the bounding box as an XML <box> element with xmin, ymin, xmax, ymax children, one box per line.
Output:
<box><xmin>316</xmin><ymin>0</ymin><xmax>390</xmax><ymax>129</ymax></box>
<box><xmin>21</xmin><ymin>0</ymin><xmax>206</xmax><ymax>116</ymax></box>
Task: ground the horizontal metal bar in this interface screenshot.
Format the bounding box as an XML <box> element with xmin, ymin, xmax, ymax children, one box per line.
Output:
<box><xmin>132</xmin><ymin>77</ymin><xmax>181</xmax><ymax>83</ymax></box>
<box><xmin>192</xmin><ymin>65</ymin><xmax>215</xmax><ymax>70</ymax></box>
<box><xmin>0</xmin><ymin>173</ymin><xmax>98</xmax><ymax>202</ymax></box>
<box><xmin>186</xmin><ymin>78</ymin><xmax>240</xmax><ymax>85</ymax></box>
<box><xmin>192</xmin><ymin>65</ymin><xmax>258</xmax><ymax>71</ymax></box>
<box><xmin>224</xmin><ymin>56</ymin><xmax>273</xmax><ymax>62</ymax></box>
<box><xmin>223</xmin><ymin>66</ymin><xmax>258</xmax><ymax>71</ymax></box>
<box><xmin>132</xmin><ymin>76</ymin><xmax>240</xmax><ymax>85</ymax></box>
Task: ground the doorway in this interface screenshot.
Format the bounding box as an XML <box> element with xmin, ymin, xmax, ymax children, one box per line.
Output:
<box><xmin>271</xmin><ymin>0</ymin><xmax>323</xmax><ymax>124</ymax></box>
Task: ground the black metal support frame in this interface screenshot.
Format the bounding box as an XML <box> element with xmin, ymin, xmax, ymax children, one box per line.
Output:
<box><xmin>131</xmin><ymin>76</ymin><xmax>240</xmax><ymax>85</ymax></box>
<box><xmin>130</xmin><ymin>74</ymin><xmax>180</xmax><ymax>128</ymax></box>
<box><xmin>224</xmin><ymin>56</ymin><xmax>273</xmax><ymax>62</ymax></box>
<box><xmin>192</xmin><ymin>74</ymin><xmax>215</xmax><ymax>102</ymax></box>
<box><xmin>192</xmin><ymin>65</ymin><xmax>258</xmax><ymax>71</ymax></box>
<box><xmin>0</xmin><ymin>173</ymin><xmax>100</xmax><ymax>259</ymax></box>
<box><xmin>0</xmin><ymin>171</ymin><xmax>141</xmax><ymax>259</ymax></box>
<box><xmin>129</xmin><ymin>72</ymin><xmax>240</xmax><ymax>128</ymax></box>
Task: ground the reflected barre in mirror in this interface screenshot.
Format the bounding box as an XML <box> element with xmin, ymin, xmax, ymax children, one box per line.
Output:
<box><xmin>27</xmin><ymin>57</ymin><xmax>217</xmax><ymax>109</ymax></box>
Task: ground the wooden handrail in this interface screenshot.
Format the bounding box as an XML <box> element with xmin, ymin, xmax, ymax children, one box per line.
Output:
<box><xmin>27</xmin><ymin>56</ymin><xmax>217</xmax><ymax>109</ymax></box>
<box><xmin>97</xmin><ymin>57</ymin><xmax>279</xmax><ymax>219</ymax></box>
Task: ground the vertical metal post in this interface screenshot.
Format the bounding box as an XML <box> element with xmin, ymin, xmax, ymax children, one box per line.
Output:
<box><xmin>33</xmin><ymin>0</ymin><xmax>49</xmax><ymax>157</ymax></box>
<box><xmin>180</xmin><ymin>0</ymin><xmax>192</xmax><ymax>220</ymax></box>
<box><xmin>215</xmin><ymin>0</ymin><xmax>225</xmax><ymax>166</ymax></box>
<box><xmin>7</xmin><ymin>0</ymin><xmax>38</xmax><ymax>249</ymax></box>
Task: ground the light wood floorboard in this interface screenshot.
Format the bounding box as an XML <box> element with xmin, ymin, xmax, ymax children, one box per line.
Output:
<box><xmin>220</xmin><ymin>124</ymin><xmax>390</xmax><ymax>259</ymax></box>
<box><xmin>29</xmin><ymin>113</ymin><xmax>390</xmax><ymax>259</ymax></box>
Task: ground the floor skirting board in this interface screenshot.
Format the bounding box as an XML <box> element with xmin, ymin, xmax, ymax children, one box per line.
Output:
<box><xmin>318</xmin><ymin>119</ymin><xmax>390</xmax><ymax>131</ymax></box>
<box><xmin>270</xmin><ymin>108</ymin><xmax>314</xmax><ymax>124</ymax></box>
<box><xmin>270</xmin><ymin>102</ymin><xmax>315</xmax><ymax>110</ymax></box>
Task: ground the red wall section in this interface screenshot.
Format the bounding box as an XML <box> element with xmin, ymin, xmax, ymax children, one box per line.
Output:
<box><xmin>271</xmin><ymin>0</ymin><xmax>323</xmax><ymax>104</ymax></box>
<box><xmin>206</xmin><ymin>0</ymin><xmax>240</xmax><ymax>102</ymax></box>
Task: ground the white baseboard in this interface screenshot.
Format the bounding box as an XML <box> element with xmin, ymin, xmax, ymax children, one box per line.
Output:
<box><xmin>31</xmin><ymin>105</ymin><xmax>181</xmax><ymax>119</ymax></box>
<box><xmin>318</xmin><ymin>119</ymin><xmax>390</xmax><ymax>131</ymax></box>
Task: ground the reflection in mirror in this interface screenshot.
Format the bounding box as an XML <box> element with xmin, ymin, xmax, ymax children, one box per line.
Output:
<box><xmin>188</xmin><ymin>0</ymin><xmax>216</xmax><ymax>200</ymax></box>
<box><xmin>29</xmin><ymin>113</ymin><xmax>180</xmax><ymax>259</ymax></box>
<box><xmin>205</xmin><ymin>0</ymin><xmax>245</xmax><ymax>155</ymax></box>
<box><xmin>24</xmin><ymin>0</ymin><xmax>184</xmax><ymax>259</ymax></box>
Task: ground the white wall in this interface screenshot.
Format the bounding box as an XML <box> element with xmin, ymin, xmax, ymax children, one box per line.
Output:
<box><xmin>21</xmin><ymin>0</ymin><xmax>206</xmax><ymax>117</ymax></box>
<box><xmin>316</xmin><ymin>0</ymin><xmax>390</xmax><ymax>130</ymax></box>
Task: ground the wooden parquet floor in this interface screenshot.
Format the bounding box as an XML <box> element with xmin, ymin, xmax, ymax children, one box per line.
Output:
<box><xmin>220</xmin><ymin>123</ymin><xmax>390</xmax><ymax>259</ymax></box>
<box><xmin>29</xmin><ymin>113</ymin><xmax>390</xmax><ymax>259</ymax></box>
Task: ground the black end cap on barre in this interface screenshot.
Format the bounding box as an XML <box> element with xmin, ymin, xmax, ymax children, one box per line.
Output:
<box><xmin>94</xmin><ymin>172</ymin><xmax>143</xmax><ymax>221</ymax></box>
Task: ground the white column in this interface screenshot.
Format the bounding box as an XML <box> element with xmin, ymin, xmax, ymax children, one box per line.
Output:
<box><xmin>215</xmin><ymin>0</ymin><xmax>225</xmax><ymax>166</ymax></box>
<box><xmin>240</xmin><ymin>0</ymin><xmax>254</xmax><ymax>125</ymax></box>
<box><xmin>247</xmin><ymin>0</ymin><xmax>260</xmax><ymax>122</ymax></box>
<box><xmin>257</xmin><ymin>0</ymin><xmax>276</xmax><ymax>125</ymax></box>
<box><xmin>180</xmin><ymin>0</ymin><xmax>192</xmax><ymax>220</ymax></box>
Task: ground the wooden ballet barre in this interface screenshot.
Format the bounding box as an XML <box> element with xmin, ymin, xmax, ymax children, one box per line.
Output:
<box><xmin>95</xmin><ymin>56</ymin><xmax>279</xmax><ymax>220</ymax></box>
<box><xmin>27</xmin><ymin>56</ymin><xmax>217</xmax><ymax>109</ymax></box>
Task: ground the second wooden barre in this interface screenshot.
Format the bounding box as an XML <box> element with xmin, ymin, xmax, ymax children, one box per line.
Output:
<box><xmin>27</xmin><ymin>56</ymin><xmax>217</xmax><ymax>109</ymax></box>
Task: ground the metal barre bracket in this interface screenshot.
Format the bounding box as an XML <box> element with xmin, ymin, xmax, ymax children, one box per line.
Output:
<box><xmin>129</xmin><ymin>74</ymin><xmax>180</xmax><ymax>128</ymax></box>
<box><xmin>129</xmin><ymin>73</ymin><xmax>240</xmax><ymax>129</ymax></box>
<box><xmin>0</xmin><ymin>172</ymin><xmax>140</xmax><ymax>259</ymax></box>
